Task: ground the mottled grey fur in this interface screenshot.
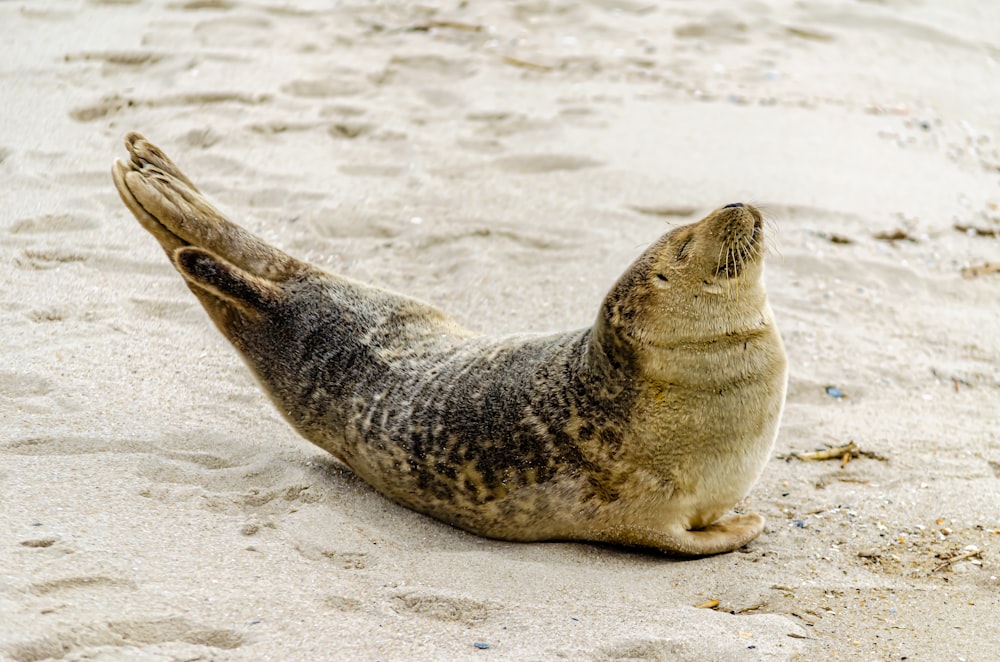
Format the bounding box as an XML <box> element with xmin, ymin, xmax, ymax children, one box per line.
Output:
<box><xmin>114</xmin><ymin>133</ymin><xmax>787</xmax><ymax>556</ymax></box>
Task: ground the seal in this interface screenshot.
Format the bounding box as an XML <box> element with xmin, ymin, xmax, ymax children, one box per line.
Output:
<box><xmin>112</xmin><ymin>133</ymin><xmax>787</xmax><ymax>556</ymax></box>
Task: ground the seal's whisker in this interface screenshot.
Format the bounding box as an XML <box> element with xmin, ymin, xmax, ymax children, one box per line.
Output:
<box><xmin>764</xmin><ymin>234</ymin><xmax>781</xmax><ymax>259</ymax></box>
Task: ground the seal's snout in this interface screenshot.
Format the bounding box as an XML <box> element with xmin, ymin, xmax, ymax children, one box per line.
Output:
<box><xmin>718</xmin><ymin>203</ymin><xmax>763</xmax><ymax>237</ymax></box>
<box><xmin>707</xmin><ymin>203</ymin><xmax>765</xmax><ymax>279</ymax></box>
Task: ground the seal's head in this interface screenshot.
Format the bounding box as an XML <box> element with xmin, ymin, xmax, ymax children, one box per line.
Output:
<box><xmin>599</xmin><ymin>203</ymin><xmax>772</xmax><ymax>360</ymax></box>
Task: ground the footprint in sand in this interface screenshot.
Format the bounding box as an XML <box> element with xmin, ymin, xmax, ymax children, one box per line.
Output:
<box><xmin>282</xmin><ymin>77</ymin><xmax>368</xmax><ymax>99</ymax></box>
<box><xmin>30</xmin><ymin>575</ymin><xmax>137</xmax><ymax>597</ymax></box>
<box><xmin>171</xmin><ymin>0</ymin><xmax>235</xmax><ymax>9</ymax></box>
<box><xmin>387</xmin><ymin>588</ymin><xmax>496</xmax><ymax>626</ymax></box>
<box><xmin>324</xmin><ymin>595</ymin><xmax>365</xmax><ymax>612</ymax></box>
<box><xmin>465</xmin><ymin>110</ymin><xmax>554</xmax><ymax>137</ymax></box>
<box><xmin>134</xmin><ymin>442</ymin><xmax>330</xmax><ymax>519</ymax></box>
<box><xmin>7</xmin><ymin>617</ymin><xmax>244</xmax><ymax>662</ymax></box>
<box><xmin>0</xmin><ymin>373</ymin><xmax>55</xmax><ymax>400</ymax></box>
<box><xmin>596</xmin><ymin>637</ymin><xmax>689</xmax><ymax>660</ymax></box>
<box><xmin>15</xmin><ymin>248</ymin><xmax>89</xmax><ymax>271</ymax></box>
<box><xmin>492</xmin><ymin>153</ymin><xmax>603</xmax><ymax>174</ymax></box>
<box><xmin>128</xmin><ymin>297</ymin><xmax>199</xmax><ymax>322</ymax></box>
<box><xmin>193</xmin><ymin>14</ymin><xmax>274</xmax><ymax>48</ymax></box>
<box><xmin>18</xmin><ymin>552</ymin><xmax>139</xmax><ymax>608</ymax></box>
<box><xmin>380</xmin><ymin>54</ymin><xmax>476</xmax><ymax>84</ymax></box>
<box><xmin>8</xmin><ymin>214</ymin><xmax>100</xmax><ymax>235</ymax></box>
<box><xmin>69</xmin><ymin>92</ymin><xmax>270</xmax><ymax>123</ymax></box>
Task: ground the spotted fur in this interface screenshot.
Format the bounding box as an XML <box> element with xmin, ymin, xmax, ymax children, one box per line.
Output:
<box><xmin>113</xmin><ymin>133</ymin><xmax>787</xmax><ymax>556</ymax></box>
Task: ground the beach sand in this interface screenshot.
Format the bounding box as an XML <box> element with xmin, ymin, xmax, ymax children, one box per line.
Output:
<box><xmin>1</xmin><ymin>1</ymin><xmax>998</xmax><ymax>660</ymax></box>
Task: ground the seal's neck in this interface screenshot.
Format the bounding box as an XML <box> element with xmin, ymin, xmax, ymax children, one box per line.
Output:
<box><xmin>585</xmin><ymin>312</ymin><xmax>639</xmax><ymax>381</ymax></box>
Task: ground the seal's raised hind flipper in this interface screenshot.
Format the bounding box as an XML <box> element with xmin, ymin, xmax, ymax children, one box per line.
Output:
<box><xmin>112</xmin><ymin>132</ymin><xmax>301</xmax><ymax>285</ymax></box>
<box><xmin>113</xmin><ymin>133</ymin><xmax>303</xmax><ymax>334</ymax></box>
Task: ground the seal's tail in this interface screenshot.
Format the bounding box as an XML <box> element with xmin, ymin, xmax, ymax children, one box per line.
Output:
<box><xmin>112</xmin><ymin>132</ymin><xmax>298</xmax><ymax>313</ymax></box>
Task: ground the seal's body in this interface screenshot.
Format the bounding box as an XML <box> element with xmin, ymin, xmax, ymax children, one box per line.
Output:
<box><xmin>113</xmin><ymin>134</ymin><xmax>787</xmax><ymax>556</ymax></box>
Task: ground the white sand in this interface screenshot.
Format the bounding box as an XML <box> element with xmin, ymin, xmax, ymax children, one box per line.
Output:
<box><xmin>2</xmin><ymin>1</ymin><xmax>999</xmax><ymax>660</ymax></box>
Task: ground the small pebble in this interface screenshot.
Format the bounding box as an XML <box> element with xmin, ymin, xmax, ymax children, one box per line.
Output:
<box><xmin>473</xmin><ymin>642</ymin><xmax>490</xmax><ymax>650</ymax></box>
<box><xmin>825</xmin><ymin>386</ymin><xmax>844</xmax><ymax>399</ymax></box>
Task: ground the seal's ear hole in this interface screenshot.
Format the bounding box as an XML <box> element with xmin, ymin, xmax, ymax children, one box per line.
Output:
<box><xmin>656</xmin><ymin>273</ymin><xmax>668</xmax><ymax>283</ymax></box>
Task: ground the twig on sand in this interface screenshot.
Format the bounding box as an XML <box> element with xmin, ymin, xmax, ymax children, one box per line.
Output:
<box><xmin>779</xmin><ymin>442</ymin><xmax>887</xmax><ymax>463</ymax></box>
<box><xmin>736</xmin><ymin>602</ymin><xmax>766</xmax><ymax>614</ymax></box>
<box><xmin>405</xmin><ymin>21</ymin><xmax>483</xmax><ymax>33</ymax></box>
<box><xmin>782</xmin><ymin>442</ymin><xmax>858</xmax><ymax>461</ymax></box>
<box><xmin>873</xmin><ymin>229</ymin><xmax>917</xmax><ymax>243</ymax></box>
<box><xmin>953</xmin><ymin>223</ymin><xmax>999</xmax><ymax>238</ymax></box>
<box><xmin>932</xmin><ymin>549</ymin><xmax>983</xmax><ymax>573</ymax></box>
<box><xmin>961</xmin><ymin>262</ymin><xmax>1000</xmax><ymax>279</ymax></box>
<box><xmin>500</xmin><ymin>55</ymin><xmax>554</xmax><ymax>72</ymax></box>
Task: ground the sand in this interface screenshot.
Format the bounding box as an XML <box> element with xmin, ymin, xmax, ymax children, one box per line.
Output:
<box><xmin>2</xmin><ymin>1</ymin><xmax>999</xmax><ymax>660</ymax></box>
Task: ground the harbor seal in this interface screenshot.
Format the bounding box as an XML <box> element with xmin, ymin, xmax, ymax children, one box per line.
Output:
<box><xmin>112</xmin><ymin>133</ymin><xmax>787</xmax><ymax>556</ymax></box>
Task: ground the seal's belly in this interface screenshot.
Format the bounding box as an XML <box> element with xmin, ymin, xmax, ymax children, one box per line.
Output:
<box><xmin>640</xmin><ymin>367</ymin><xmax>787</xmax><ymax>530</ymax></box>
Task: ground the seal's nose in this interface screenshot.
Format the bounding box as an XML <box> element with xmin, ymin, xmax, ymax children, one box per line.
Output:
<box><xmin>723</xmin><ymin>202</ymin><xmax>744</xmax><ymax>209</ymax></box>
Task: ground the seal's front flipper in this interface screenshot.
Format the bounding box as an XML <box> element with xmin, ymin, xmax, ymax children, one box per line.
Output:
<box><xmin>174</xmin><ymin>247</ymin><xmax>280</xmax><ymax>315</ymax></box>
<box><xmin>670</xmin><ymin>513</ymin><xmax>765</xmax><ymax>556</ymax></box>
<box><xmin>595</xmin><ymin>513</ymin><xmax>765</xmax><ymax>557</ymax></box>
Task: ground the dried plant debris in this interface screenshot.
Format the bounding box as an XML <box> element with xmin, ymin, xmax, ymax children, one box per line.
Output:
<box><xmin>961</xmin><ymin>262</ymin><xmax>1000</xmax><ymax>279</ymax></box>
<box><xmin>816</xmin><ymin>231</ymin><xmax>854</xmax><ymax>244</ymax></box>
<box><xmin>778</xmin><ymin>441</ymin><xmax>888</xmax><ymax>464</ymax></box>
<box><xmin>500</xmin><ymin>55</ymin><xmax>553</xmax><ymax>72</ymax></box>
<box><xmin>931</xmin><ymin>548</ymin><xmax>983</xmax><ymax>573</ymax></box>
<box><xmin>953</xmin><ymin>223</ymin><xmax>999</xmax><ymax>237</ymax></box>
<box><xmin>404</xmin><ymin>21</ymin><xmax>484</xmax><ymax>33</ymax></box>
<box><xmin>873</xmin><ymin>229</ymin><xmax>918</xmax><ymax>243</ymax></box>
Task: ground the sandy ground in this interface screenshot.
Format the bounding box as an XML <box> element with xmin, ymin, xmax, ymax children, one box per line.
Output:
<box><xmin>2</xmin><ymin>1</ymin><xmax>999</xmax><ymax>660</ymax></box>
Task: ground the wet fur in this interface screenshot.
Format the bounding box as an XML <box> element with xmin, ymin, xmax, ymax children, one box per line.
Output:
<box><xmin>113</xmin><ymin>133</ymin><xmax>787</xmax><ymax>556</ymax></box>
